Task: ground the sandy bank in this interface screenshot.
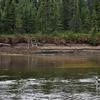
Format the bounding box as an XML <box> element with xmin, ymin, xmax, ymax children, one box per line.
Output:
<box><xmin>0</xmin><ymin>43</ymin><xmax>100</xmax><ymax>55</ymax></box>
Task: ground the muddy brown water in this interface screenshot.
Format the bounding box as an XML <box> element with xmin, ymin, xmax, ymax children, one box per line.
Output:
<box><xmin>0</xmin><ymin>53</ymin><xmax>100</xmax><ymax>100</ymax></box>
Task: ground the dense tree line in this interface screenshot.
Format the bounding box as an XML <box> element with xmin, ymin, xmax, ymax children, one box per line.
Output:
<box><xmin>0</xmin><ymin>0</ymin><xmax>100</xmax><ymax>34</ymax></box>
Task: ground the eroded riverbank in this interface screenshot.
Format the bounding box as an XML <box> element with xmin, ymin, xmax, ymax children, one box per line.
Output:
<box><xmin>0</xmin><ymin>44</ymin><xmax>100</xmax><ymax>55</ymax></box>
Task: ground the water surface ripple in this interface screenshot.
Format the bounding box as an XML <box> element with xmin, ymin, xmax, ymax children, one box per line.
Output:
<box><xmin>0</xmin><ymin>54</ymin><xmax>100</xmax><ymax>100</ymax></box>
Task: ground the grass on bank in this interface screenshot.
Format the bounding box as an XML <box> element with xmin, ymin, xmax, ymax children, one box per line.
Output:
<box><xmin>0</xmin><ymin>31</ymin><xmax>100</xmax><ymax>46</ymax></box>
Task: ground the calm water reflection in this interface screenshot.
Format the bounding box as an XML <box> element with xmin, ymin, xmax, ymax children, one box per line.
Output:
<box><xmin>0</xmin><ymin>54</ymin><xmax>100</xmax><ymax>100</ymax></box>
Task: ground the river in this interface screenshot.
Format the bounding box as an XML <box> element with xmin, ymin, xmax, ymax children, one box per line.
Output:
<box><xmin>0</xmin><ymin>53</ymin><xmax>100</xmax><ymax>100</ymax></box>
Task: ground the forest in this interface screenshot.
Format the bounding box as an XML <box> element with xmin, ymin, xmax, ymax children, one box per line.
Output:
<box><xmin>0</xmin><ymin>0</ymin><xmax>99</xmax><ymax>34</ymax></box>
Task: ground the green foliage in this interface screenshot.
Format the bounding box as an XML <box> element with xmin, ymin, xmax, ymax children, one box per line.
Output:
<box><xmin>89</xmin><ymin>35</ymin><xmax>100</xmax><ymax>46</ymax></box>
<box><xmin>3</xmin><ymin>0</ymin><xmax>16</xmax><ymax>33</ymax></box>
<box><xmin>21</xmin><ymin>0</ymin><xmax>36</xmax><ymax>33</ymax></box>
<box><xmin>90</xmin><ymin>0</ymin><xmax>98</xmax><ymax>33</ymax></box>
<box><xmin>80</xmin><ymin>0</ymin><xmax>91</xmax><ymax>32</ymax></box>
<box><xmin>70</xmin><ymin>0</ymin><xmax>82</xmax><ymax>32</ymax></box>
<box><xmin>62</xmin><ymin>0</ymin><xmax>74</xmax><ymax>30</ymax></box>
<box><xmin>0</xmin><ymin>0</ymin><xmax>99</xmax><ymax>34</ymax></box>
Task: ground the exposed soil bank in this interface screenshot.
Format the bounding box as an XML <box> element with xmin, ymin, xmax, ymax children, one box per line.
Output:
<box><xmin>0</xmin><ymin>34</ymin><xmax>100</xmax><ymax>46</ymax></box>
<box><xmin>0</xmin><ymin>43</ymin><xmax>100</xmax><ymax>55</ymax></box>
<box><xmin>0</xmin><ymin>34</ymin><xmax>100</xmax><ymax>55</ymax></box>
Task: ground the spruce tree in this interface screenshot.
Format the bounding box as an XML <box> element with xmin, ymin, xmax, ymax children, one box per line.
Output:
<box><xmin>62</xmin><ymin>0</ymin><xmax>74</xmax><ymax>30</ymax></box>
<box><xmin>37</xmin><ymin>0</ymin><xmax>51</xmax><ymax>33</ymax></box>
<box><xmin>95</xmin><ymin>0</ymin><xmax>100</xmax><ymax>31</ymax></box>
<box><xmin>70</xmin><ymin>0</ymin><xmax>82</xmax><ymax>32</ymax></box>
<box><xmin>21</xmin><ymin>0</ymin><xmax>36</xmax><ymax>33</ymax></box>
<box><xmin>54</xmin><ymin>0</ymin><xmax>64</xmax><ymax>32</ymax></box>
<box><xmin>0</xmin><ymin>4</ymin><xmax>2</xmax><ymax>32</ymax></box>
<box><xmin>0</xmin><ymin>0</ymin><xmax>99</xmax><ymax>34</ymax></box>
<box><xmin>80</xmin><ymin>0</ymin><xmax>91</xmax><ymax>32</ymax></box>
<box><xmin>91</xmin><ymin>0</ymin><xmax>98</xmax><ymax>33</ymax></box>
<box><xmin>37</xmin><ymin>0</ymin><xmax>63</xmax><ymax>33</ymax></box>
<box><xmin>0</xmin><ymin>0</ymin><xmax>7</xmax><ymax>32</ymax></box>
<box><xmin>3</xmin><ymin>0</ymin><xmax>16</xmax><ymax>33</ymax></box>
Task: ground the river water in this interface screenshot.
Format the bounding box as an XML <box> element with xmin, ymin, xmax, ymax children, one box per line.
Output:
<box><xmin>0</xmin><ymin>53</ymin><xmax>100</xmax><ymax>100</ymax></box>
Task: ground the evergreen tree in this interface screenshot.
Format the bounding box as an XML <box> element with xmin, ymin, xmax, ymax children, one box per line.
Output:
<box><xmin>3</xmin><ymin>0</ymin><xmax>16</xmax><ymax>33</ymax></box>
<box><xmin>87</xmin><ymin>0</ymin><xmax>93</xmax><ymax>14</ymax></box>
<box><xmin>80</xmin><ymin>0</ymin><xmax>91</xmax><ymax>32</ymax></box>
<box><xmin>54</xmin><ymin>0</ymin><xmax>64</xmax><ymax>32</ymax></box>
<box><xmin>90</xmin><ymin>0</ymin><xmax>99</xmax><ymax>33</ymax></box>
<box><xmin>70</xmin><ymin>0</ymin><xmax>82</xmax><ymax>32</ymax></box>
<box><xmin>0</xmin><ymin>0</ymin><xmax>99</xmax><ymax>34</ymax></box>
<box><xmin>62</xmin><ymin>0</ymin><xmax>74</xmax><ymax>30</ymax></box>
<box><xmin>37</xmin><ymin>0</ymin><xmax>63</xmax><ymax>33</ymax></box>
<box><xmin>0</xmin><ymin>4</ymin><xmax>2</xmax><ymax>32</ymax></box>
<box><xmin>37</xmin><ymin>0</ymin><xmax>54</xmax><ymax>33</ymax></box>
<box><xmin>0</xmin><ymin>0</ymin><xmax>7</xmax><ymax>32</ymax></box>
<box><xmin>21</xmin><ymin>0</ymin><xmax>36</xmax><ymax>33</ymax></box>
<box><xmin>95</xmin><ymin>0</ymin><xmax>100</xmax><ymax>31</ymax></box>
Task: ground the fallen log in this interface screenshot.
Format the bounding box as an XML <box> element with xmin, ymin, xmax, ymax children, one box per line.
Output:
<box><xmin>0</xmin><ymin>43</ymin><xmax>10</xmax><ymax>47</ymax></box>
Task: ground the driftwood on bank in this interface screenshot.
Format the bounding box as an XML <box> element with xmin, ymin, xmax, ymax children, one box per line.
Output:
<box><xmin>0</xmin><ymin>43</ymin><xmax>10</xmax><ymax>47</ymax></box>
